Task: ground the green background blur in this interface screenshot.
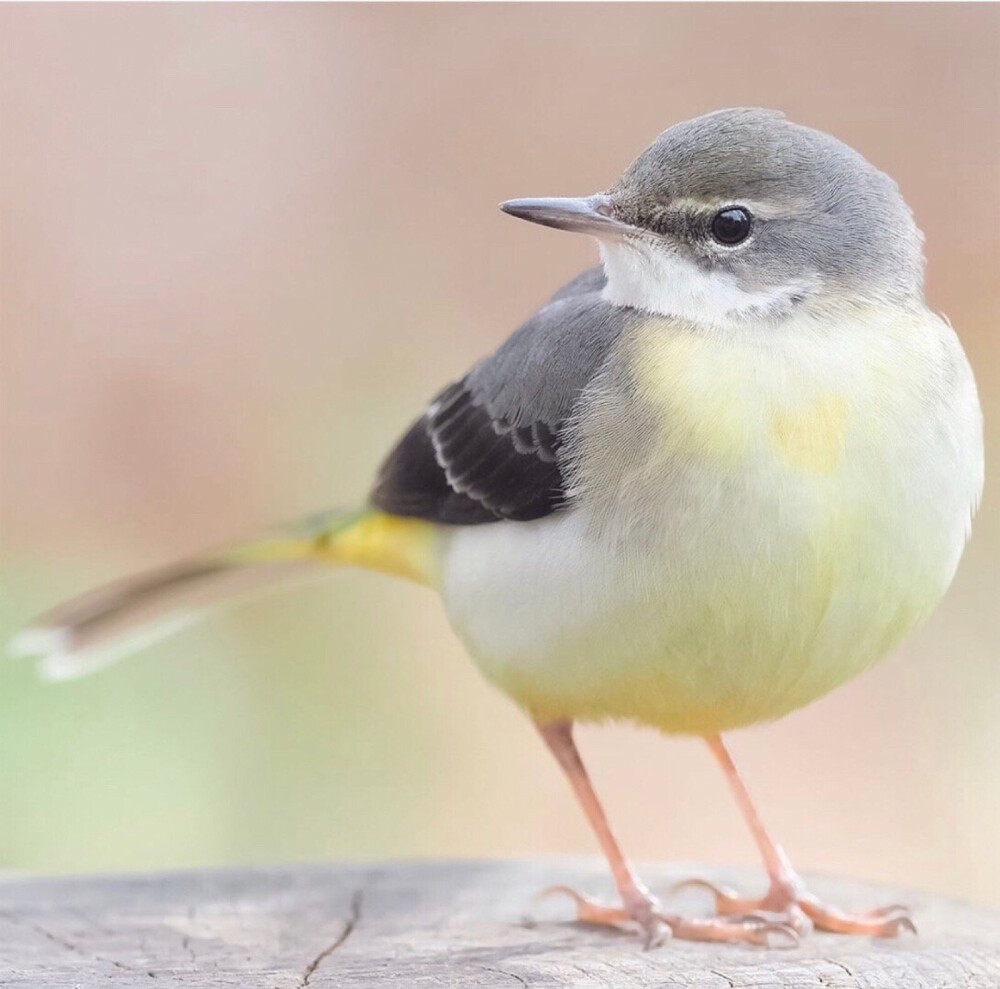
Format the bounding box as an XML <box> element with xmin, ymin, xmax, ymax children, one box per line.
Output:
<box><xmin>1</xmin><ymin>4</ymin><xmax>998</xmax><ymax>907</ymax></box>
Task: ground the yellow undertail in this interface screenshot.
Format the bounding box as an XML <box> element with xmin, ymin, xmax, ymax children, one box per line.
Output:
<box><xmin>254</xmin><ymin>509</ymin><xmax>439</xmax><ymax>585</ymax></box>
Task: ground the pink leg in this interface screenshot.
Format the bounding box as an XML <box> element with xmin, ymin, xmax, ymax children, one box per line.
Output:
<box><xmin>675</xmin><ymin>736</ymin><xmax>915</xmax><ymax>938</ymax></box>
<box><xmin>536</xmin><ymin>721</ymin><xmax>797</xmax><ymax>948</ymax></box>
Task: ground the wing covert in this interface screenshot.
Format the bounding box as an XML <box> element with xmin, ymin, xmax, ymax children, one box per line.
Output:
<box><xmin>369</xmin><ymin>267</ymin><xmax>637</xmax><ymax>524</ymax></box>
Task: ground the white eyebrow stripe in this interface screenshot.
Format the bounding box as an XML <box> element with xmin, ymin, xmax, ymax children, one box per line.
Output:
<box><xmin>665</xmin><ymin>196</ymin><xmax>807</xmax><ymax>219</ymax></box>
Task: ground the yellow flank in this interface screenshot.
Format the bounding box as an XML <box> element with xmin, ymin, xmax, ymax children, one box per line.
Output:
<box><xmin>769</xmin><ymin>394</ymin><xmax>848</xmax><ymax>474</ymax></box>
<box><xmin>322</xmin><ymin>511</ymin><xmax>439</xmax><ymax>586</ymax></box>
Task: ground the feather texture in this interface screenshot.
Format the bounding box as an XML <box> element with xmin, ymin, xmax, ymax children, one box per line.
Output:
<box><xmin>369</xmin><ymin>267</ymin><xmax>641</xmax><ymax>523</ymax></box>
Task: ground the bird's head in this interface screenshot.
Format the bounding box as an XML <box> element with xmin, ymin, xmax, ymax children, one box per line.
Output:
<box><xmin>502</xmin><ymin>108</ymin><xmax>924</xmax><ymax>326</ymax></box>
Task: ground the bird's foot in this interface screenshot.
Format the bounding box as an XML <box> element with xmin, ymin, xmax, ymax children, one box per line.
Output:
<box><xmin>674</xmin><ymin>876</ymin><xmax>916</xmax><ymax>938</ymax></box>
<box><xmin>538</xmin><ymin>885</ymin><xmax>799</xmax><ymax>949</ymax></box>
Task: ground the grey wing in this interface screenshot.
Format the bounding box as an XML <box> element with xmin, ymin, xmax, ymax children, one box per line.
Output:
<box><xmin>369</xmin><ymin>267</ymin><xmax>636</xmax><ymax>524</ymax></box>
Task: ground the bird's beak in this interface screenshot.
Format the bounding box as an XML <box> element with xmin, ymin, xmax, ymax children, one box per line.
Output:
<box><xmin>499</xmin><ymin>194</ymin><xmax>634</xmax><ymax>239</ymax></box>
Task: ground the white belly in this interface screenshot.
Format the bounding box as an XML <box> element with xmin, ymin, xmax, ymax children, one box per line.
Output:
<box><xmin>437</xmin><ymin>308</ymin><xmax>982</xmax><ymax>735</ymax></box>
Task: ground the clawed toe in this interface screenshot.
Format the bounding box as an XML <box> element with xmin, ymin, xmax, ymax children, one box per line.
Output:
<box><xmin>534</xmin><ymin>885</ymin><xmax>802</xmax><ymax>949</ymax></box>
<box><xmin>660</xmin><ymin>912</ymin><xmax>800</xmax><ymax>949</ymax></box>
<box><xmin>673</xmin><ymin>878</ymin><xmax>762</xmax><ymax>915</ymax></box>
<box><xmin>673</xmin><ymin>878</ymin><xmax>737</xmax><ymax>899</ymax></box>
<box><xmin>677</xmin><ymin>876</ymin><xmax>917</xmax><ymax>939</ymax></box>
<box><xmin>799</xmin><ymin>895</ymin><xmax>916</xmax><ymax>936</ymax></box>
<box><xmin>537</xmin><ymin>885</ymin><xmax>669</xmax><ymax>947</ymax></box>
<box><xmin>536</xmin><ymin>885</ymin><xmax>628</xmax><ymax>926</ymax></box>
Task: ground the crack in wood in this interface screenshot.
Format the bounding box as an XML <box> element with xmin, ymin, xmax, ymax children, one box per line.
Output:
<box><xmin>299</xmin><ymin>889</ymin><xmax>363</xmax><ymax>987</ymax></box>
<box><xmin>0</xmin><ymin>909</ymin><xmax>153</xmax><ymax>978</ymax></box>
<box><xmin>478</xmin><ymin>964</ymin><xmax>529</xmax><ymax>987</ymax></box>
<box><xmin>827</xmin><ymin>958</ymin><xmax>855</xmax><ymax>980</ymax></box>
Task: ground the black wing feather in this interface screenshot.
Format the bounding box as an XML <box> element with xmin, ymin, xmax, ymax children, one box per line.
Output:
<box><xmin>368</xmin><ymin>413</ymin><xmax>497</xmax><ymax>524</ymax></box>
<box><xmin>369</xmin><ymin>266</ymin><xmax>634</xmax><ymax>526</ymax></box>
<box><xmin>370</xmin><ymin>380</ymin><xmax>564</xmax><ymax>523</ymax></box>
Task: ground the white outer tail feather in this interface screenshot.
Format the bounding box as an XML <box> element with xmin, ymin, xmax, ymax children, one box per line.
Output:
<box><xmin>9</xmin><ymin>552</ymin><xmax>327</xmax><ymax>682</ymax></box>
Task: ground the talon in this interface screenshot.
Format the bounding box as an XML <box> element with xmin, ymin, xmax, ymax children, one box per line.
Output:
<box><xmin>641</xmin><ymin>918</ymin><xmax>671</xmax><ymax>950</ymax></box>
<box><xmin>760</xmin><ymin>922</ymin><xmax>801</xmax><ymax>950</ymax></box>
<box><xmin>533</xmin><ymin>884</ymin><xmax>585</xmax><ymax>907</ymax></box>
<box><xmin>861</xmin><ymin>903</ymin><xmax>909</xmax><ymax>918</ymax></box>
<box><xmin>672</xmin><ymin>876</ymin><xmax>759</xmax><ymax>915</ymax></box>
<box><xmin>730</xmin><ymin>917</ymin><xmax>801</xmax><ymax>949</ymax></box>
<box><xmin>880</xmin><ymin>914</ymin><xmax>917</xmax><ymax>937</ymax></box>
<box><xmin>736</xmin><ymin>910</ymin><xmax>785</xmax><ymax>926</ymax></box>
<box><xmin>744</xmin><ymin>904</ymin><xmax>813</xmax><ymax>937</ymax></box>
<box><xmin>673</xmin><ymin>877</ymin><xmax>746</xmax><ymax>910</ymax></box>
<box><xmin>534</xmin><ymin>884</ymin><xmax>627</xmax><ymax>924</ymax></box>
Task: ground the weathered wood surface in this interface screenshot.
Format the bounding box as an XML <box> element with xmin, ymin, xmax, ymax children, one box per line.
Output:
<box><xmin>1</xmin><ymin>859</ymin><xmax>998</xmax><ymax>987</ymax></box>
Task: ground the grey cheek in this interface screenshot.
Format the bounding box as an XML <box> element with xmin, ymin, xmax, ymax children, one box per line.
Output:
<box><xmin>733</xmin><ymin>224</ymin><xmax>824</xmax><ymax>290</ymax></box>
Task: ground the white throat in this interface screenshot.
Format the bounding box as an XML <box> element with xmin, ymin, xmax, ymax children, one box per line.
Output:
<box><xmin>599</xmin><ymin>239</ymin><xmax>813</xmax><ymax>326</ymax></box>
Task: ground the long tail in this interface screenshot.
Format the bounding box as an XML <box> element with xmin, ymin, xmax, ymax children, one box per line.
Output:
<box><xmin>9</xmin><ymin>509</ymin><xmax>437</xmax><ymax>682</ymax></box>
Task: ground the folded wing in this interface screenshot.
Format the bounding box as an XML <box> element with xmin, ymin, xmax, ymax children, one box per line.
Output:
<box><xmin>369</xmin><ymin>267</ymin><xmax>638</xmax><ymax>524</ymax></box>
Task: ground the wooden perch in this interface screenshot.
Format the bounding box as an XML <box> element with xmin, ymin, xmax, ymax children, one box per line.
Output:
<box><xmin>2</xmin><ymin>859</ymin><xmax>998</xmax><ymax>987</ymax></box>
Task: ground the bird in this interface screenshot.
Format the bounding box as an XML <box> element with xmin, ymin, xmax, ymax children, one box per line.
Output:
<box><xmin>11</xmin><ymin>107</ymin><xmax>983</xmax><ymax>949</ymax></box>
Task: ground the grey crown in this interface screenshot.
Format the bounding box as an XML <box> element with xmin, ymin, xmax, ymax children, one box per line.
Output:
<box><xmin>608</xmin><ymin>108</ymin><xmax>924</xmax><ymax>300</ymax></box>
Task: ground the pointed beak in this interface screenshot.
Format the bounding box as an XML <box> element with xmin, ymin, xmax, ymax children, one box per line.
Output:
<box><xmin>499</xmin><ymin>194</ymin><xmax>634</xmax><ymax>239</ymax></box>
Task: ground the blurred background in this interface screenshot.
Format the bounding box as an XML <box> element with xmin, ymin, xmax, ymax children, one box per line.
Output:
<box><xmin>1</xmin><ymin>5</ymin><xmax>998</xmax><ymax>908</ymax></box>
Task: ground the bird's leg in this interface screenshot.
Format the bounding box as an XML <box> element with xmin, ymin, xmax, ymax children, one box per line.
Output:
<box><xmin>535</xmin><ymin>720</ymin><xmax>797</xmax><ymax>948</ymax></box>
<box><xmin>534</xmin><ymin>720</ymin><xmax>663</xmax><ymax>944</ymax></box>
<box><xmin>675</xmin><ymin>735</ymin><xmax>915</xmax><ymax>937</ymax></box>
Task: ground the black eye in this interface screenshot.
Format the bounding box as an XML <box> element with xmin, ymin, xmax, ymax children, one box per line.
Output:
<box><xmin>711</xmin><ymin>207</ymin><xmax>753</xmax><ymax>245</ymax></box>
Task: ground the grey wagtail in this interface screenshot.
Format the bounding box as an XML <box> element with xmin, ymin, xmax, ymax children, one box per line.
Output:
<box><xmin>11</xmin><ymin>108</ymin><xmax>983</xmax><ymax>948</ymax></box>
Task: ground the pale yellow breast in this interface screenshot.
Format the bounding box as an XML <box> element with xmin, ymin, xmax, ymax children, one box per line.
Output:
<box><xmin>769</xmin><ymin>394</ymin><xmax>848</xmax><ymax>474</ymax></box>
<box><xmin>626</xmin><ymin>312</ymin><xmax>913</xmax><ymax>479</ymax></box>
